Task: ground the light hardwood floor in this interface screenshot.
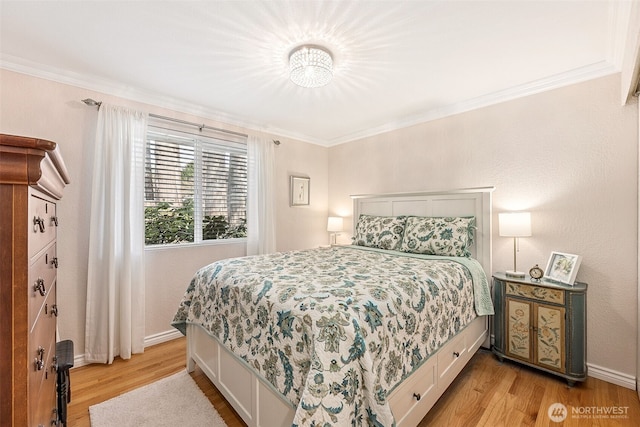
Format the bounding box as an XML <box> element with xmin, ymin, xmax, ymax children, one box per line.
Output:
<box><xmin>68</xmin><ymin>337</ymin><xmax>640</xmax><ymax>426</ymax></box>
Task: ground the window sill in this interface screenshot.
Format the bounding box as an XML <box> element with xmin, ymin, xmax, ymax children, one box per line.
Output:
<box><xmin>145</xmin><ymin>238</ymin><xmax>247</xmax><ymax>251</ymax></box>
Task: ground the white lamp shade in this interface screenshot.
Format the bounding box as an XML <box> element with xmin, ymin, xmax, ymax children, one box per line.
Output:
<box><xmin>327</xmin><ymin>216</ymin><xmax>344</xmax><ymax>232</ymax></box>
<box><xmin>499</xmin><ymin>212</ymin><xmax>531</xmax><ymax>237</ymax></box>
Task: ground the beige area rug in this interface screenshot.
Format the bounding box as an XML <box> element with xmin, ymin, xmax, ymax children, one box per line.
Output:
<box><xmin>89</xmin><ymin>370</ymin><xmax>227</xmax><ymax>427</ymax></box>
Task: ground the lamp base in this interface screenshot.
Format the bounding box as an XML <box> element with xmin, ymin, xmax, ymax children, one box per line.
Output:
<box><xmin>506</xmin><ymin>270</ymin><xmax>526</xmax><ymax>278</ymax></box>
<box><xmin>329</xmin><ymin>233</ymin><xmax>337</xmax><ymax>245</ymax></box>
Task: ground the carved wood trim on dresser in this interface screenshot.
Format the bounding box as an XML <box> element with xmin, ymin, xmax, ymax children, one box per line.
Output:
<box><xmin>1</xmin><ymin>134</ymin><xmax>70</xmax><ymax>427</ymax></box>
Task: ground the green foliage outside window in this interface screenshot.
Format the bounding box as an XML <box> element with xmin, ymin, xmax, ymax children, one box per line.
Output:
<box><xmin>203</xmin><ymin>215</ymin><xmax>247</xmax><ymax>239</ymax></box>
<box><xmin>145</xmin><ymin>200</ymin><xmax>194</xmax><ymax>244</ymax></box>
<box><xmin>145</xmin><ymin>199</ymin><xmax>247</xmax><ymax>245</ymax></box>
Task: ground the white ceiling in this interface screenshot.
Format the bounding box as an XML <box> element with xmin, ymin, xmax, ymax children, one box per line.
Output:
<box><xmin>0</xmin><ymin>1</ymin><xmax>633</xmax><ymax>146</ymax></box>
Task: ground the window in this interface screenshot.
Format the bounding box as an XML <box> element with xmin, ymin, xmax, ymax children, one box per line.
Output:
<box><xmin>144</xmin><ymin>122</ymin><xmax>247</xmax><ymax>246</ymax></box>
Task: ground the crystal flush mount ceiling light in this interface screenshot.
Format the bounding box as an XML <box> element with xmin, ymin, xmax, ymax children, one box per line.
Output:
<box><xmin>289</xmin><ymin>45</ymin><xmax>333</xmax><ymax>88</ymax></box>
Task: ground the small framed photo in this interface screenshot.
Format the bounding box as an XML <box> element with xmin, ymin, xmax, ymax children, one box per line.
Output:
<box><xmin>544</xmin><ymin>251</ymin><xmax>582</xmax><ymax>285</ymax></box>
<box><xmin>290</xmin><ymin>176</ymin><xmax>310</xmax><ymax>206</ymax></box>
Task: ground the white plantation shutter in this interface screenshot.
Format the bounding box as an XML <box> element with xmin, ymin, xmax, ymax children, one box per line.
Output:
<box><xmin>201</xmin><ymin>142</ymin><xmax>248</xmax><ymax>235</ymax></box>
<box><xmin>145</xmin><ymin>125</ymin><xmax>247</xmax><ymax>245</ymax></box>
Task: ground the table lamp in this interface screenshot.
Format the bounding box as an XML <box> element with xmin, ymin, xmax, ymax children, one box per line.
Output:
<box><xmin>327</xmin><ymin>216</ymin><xmax>343</xmax><ymax>245</ymax></box>
<box><xmin>499</xmin><ymin>212</ymin><xmax>531</xmax><ymax>278</ymax></box>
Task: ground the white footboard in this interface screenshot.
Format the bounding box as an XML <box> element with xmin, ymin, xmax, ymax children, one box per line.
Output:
<box><xmin>186</xmin><ymin>323</ymin><xmax>296</xmax><ymax>427</ymax></box>
<box><xmin>186</xmin><ymin>315</ymin><xmax>488</xmax><ymax>427</ymax></box>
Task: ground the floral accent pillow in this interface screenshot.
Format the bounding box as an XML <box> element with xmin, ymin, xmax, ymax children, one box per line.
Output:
<box><xmin>401</xmin><ymin>216</ymin><xmax>476</xmax><ymax>257</ymax></box>
<box><xmin>352</xmin><ymin>215</ymin><xmax>406</xmax><ymax>251</ymax></box>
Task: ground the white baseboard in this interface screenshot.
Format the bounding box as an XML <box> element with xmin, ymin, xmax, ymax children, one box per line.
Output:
<box><xmin>489</xmin><ymin>334</ymin><xmax>636</xmax><ymax>390</ymax></box>
<box><xmin>144</xmin><ymin>329</ymin><xmax>183</xmax><ymax>348</ymax></box>
<box><xmin>73</xmin><ymin>353</ymin><xmax>89</xmax><ymax>368</ymax></box>
<box><xmin>587</xmin><ymin>362</ymin><xmax>636</xmax><ymax>390</ymax></box>
<box><xmin>71</xmin><ymin>329</ymin><xmax>184</xmax><ymax>369</ymax></box>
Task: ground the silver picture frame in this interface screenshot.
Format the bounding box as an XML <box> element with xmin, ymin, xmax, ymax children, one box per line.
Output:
<box><xmin>290</xmin><ymin>175</ymin><xmax>310</xmax><ymax>206</ymax></box>
<box><xmin>543</xmin><ymin>251</ymin><xmax>582</xmax><ymax>285</ymax></box>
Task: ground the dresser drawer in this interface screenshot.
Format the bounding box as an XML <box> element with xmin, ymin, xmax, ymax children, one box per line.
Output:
<box><xmin>32</xmin><ymin>370</ymin><xmax>58</xmax><ymax>427</ymax></box>
<box><xmin>28</xmin><ymin>242</ymin><xmax>57</xmax><ymax>331</ymax></box>
<box><xmin>505</xmin><ymin>281</ymin><xmax>564</xmax><ymax>304</ymax></box>
<box><xmin>28</xmin><ymin>281</ymin><xmax>57</xmax><ymax>425</ymax></box>
<box><xmin>30</xmin><ymin>336</ymin><xmax>57</xmax><ymax>427</ymax></box>
<box><xmin>28</xmin><ymin>193</ymin><xmax>57</xmax><ymax>259</ymax></box>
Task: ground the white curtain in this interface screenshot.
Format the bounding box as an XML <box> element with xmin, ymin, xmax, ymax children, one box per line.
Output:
<box><xmin>85</xmin><ymin>104</ymin><xmax>148</xmax><ymax>364</ymax></box>
<box><xmin>247</xmin><ymin>136</ymin><xmax>276</xmax><ymax>255</ymax></box>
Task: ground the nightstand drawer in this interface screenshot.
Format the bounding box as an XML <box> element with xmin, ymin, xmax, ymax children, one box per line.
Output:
<box><xmin>506</xmin><ymin>281</ymin><xmax>564</xmax><ymax>304</ymax></box>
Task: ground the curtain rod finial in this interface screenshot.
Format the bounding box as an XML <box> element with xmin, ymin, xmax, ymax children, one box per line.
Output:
<box><xmin>82</xmin><ymin>98</ymin><xmax>102</xmax><ymax>109</ymax></box>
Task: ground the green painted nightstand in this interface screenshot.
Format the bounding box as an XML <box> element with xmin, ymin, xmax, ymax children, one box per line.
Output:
<box><xmin>491</xmin><ymin>272</ymin><xmax>587</xmax><ymax>386</ymax></box>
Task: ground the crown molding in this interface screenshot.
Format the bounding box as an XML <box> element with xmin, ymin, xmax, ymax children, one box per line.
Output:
<box><xmin>0</xmin><ymin>54</ymin><xmax>618</xmax><ymax>148</ymax></box>
<box><xmin>326</xmin><ymin>61</ymin><xmax>618</xmax><ymax>147</ymax></box>
<box><xmin>0</xmin><ymin>54</ymin><xmax>328</xmax><ymax>147</ymax></box>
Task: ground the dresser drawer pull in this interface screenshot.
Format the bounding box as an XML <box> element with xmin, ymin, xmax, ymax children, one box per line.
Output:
<box><xmin>35</xmin><ymin>346</ymin><xmax>45</xmax><ymax>371</ymax></box>
<box><xmin>33</xmin><ymin>216</ymin><xmax>45</xmax><ymax>233</ymax></box>
<box><xmin>34</xmin><ymin>278</ymin><xmax>46</xmax><ymax>296</ymax></box>
<box><xmin>453</xmin><ymin>351</ymin><xmax>460</xmax><ymax>358</ymax></box>
<box><xmin>51</xmin><ymin>257</ymin><xmax>59</xmax><ymax>268</ymax></box>
<box><xmin>51</xmin><ymin>304</ymin><xmax>59</xmax><ymax>317</ymax></box>
<box><xmin>413</xmin><ymin>393</ymin><xmax>421</xmax><ymax>401</ymax></box>
<box><xmin>51</xmin><ymin>216</ymin><xmax>59</xmax><ymax>226</ymax></box>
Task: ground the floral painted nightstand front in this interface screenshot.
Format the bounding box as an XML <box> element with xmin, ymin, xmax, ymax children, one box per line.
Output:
<box><xmin>492</xmin><ymin>272</ymin><xmax>587</xmax><ymax>386</ymax></box>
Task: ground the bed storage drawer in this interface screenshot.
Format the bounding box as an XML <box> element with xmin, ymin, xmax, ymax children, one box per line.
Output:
<box><xmin>466</xmin><ymin>315</ymin><xmax>488</xmax><ymax>353</ymax></box>
<box><xmin>389</xmin><ymin>355</ymin><xmax>438</xmax><ymax>427</ymax></box>
<box><xmin>437</xmin><ymin>333</ymin><xmax>467</xmax><ymax>390</ymax></box>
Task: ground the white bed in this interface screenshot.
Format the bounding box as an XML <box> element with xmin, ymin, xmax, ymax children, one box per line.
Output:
<box><xmin>182</xmin><ymin>187</ymin><xmax>494</xmax><ymax>427</ymax></box>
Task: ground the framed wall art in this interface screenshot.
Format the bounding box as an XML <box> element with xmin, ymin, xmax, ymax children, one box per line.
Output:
<box><xmin>290</xmin><ymin>175</ymin><xmax>310</xmax><ymax>206</ymax></box>
<box><xmin>544</xmin><ymin>251</ymin><xmax>582</xmax><ymax>285</ymax></box>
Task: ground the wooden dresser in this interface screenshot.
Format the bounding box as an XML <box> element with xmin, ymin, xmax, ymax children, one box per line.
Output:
<box><xmin>0</xmin><ymin>134</ymin><xmax>70</xmax><ymax>426</ymax></box>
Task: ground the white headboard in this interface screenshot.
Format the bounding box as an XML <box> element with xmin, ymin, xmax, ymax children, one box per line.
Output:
<box><xmin>351</xmin><ymin>187</ymin><xmax>494</xmax><ymax>277</ymax></box>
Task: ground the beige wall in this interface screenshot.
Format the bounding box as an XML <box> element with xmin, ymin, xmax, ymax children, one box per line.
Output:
<box><xmin>2</xmin><ymin>68</ymin><xmax>638</xmax><ymax>384</ymax></box>
<box><xmin>328</xmin><ymin>73</ymin><xmax>639</xmax><ymax>381</ymax></box>
<box><xmin>0</xmin><ymin>69</ymin><xmax>329</xmax><ymax>358</ymax></box>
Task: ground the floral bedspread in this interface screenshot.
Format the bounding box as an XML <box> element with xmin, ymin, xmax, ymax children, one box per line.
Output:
<box><xmin>172</xmin><ymin>246</ymin><xmax>492</xmax><ymax>426</ymax></box>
